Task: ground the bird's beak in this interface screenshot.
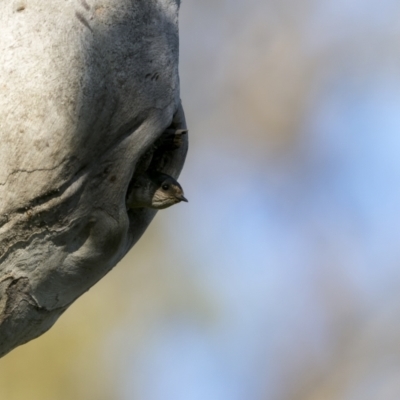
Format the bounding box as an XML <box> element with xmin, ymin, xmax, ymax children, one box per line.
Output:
<box><xmin>177</xmin><ymin>194</ymin><xmax>188</xmax><ymax>203</ymax></box>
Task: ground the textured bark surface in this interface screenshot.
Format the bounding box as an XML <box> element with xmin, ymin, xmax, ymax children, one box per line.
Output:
<box><xmin>0</xmin><ymin>0</ymin><xmax>187</xmax><ymax>357</ymax></box>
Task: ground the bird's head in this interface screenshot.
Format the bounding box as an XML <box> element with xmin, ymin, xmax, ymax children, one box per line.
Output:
<box><xmin>151</xmin><ymin>174</ymin><xmax>188</xmax><ymax>209</ymax></box>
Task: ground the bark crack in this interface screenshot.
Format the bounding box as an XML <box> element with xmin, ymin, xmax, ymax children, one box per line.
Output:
<box><xmin>0</xmin><ymin>164</ymin><xmax>64</xmax><ymax>187</ymax></box>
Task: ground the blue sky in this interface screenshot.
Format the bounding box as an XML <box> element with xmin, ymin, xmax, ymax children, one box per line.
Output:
<box><xmin>117</xmin><ymin>1</ymin><xmax>400</xmax><ymax>399</ymax></box>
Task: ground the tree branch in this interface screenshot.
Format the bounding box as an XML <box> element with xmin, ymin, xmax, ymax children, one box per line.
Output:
<box><xmin>0</xmin><ymin>0</ymin><xmax>186</xmax><ymax>357</ymax></box>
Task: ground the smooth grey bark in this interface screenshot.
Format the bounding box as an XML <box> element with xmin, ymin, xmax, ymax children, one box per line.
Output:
<box><xmin>0</xmin><ymin>0</ymin><xmax>187</xmax><ymax>357</ymax></box>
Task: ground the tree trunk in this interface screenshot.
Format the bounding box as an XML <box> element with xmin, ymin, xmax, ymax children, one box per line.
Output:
<box><xmin>0</xmin><ymin>0</ymin><xmax>186</xmax><ymax>357</ymax></box>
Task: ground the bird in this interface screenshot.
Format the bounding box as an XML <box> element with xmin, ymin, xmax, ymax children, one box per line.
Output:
<box><xmin>126</xmin><ymin>171</ymin><xmax>188</xmax><ymax>210</ymax></box>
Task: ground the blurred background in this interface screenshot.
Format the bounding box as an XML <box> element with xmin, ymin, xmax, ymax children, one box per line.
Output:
<box><xmin>2</xmin><ymin>0</ymin><xmax>400</xmax><ymax>399</ymax></box>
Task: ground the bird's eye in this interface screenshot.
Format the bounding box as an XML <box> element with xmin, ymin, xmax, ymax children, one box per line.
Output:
<box><xmin>162</xmin><ymin>184</ymin><xmax>170</xmax><ymax>191</ymax></box>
